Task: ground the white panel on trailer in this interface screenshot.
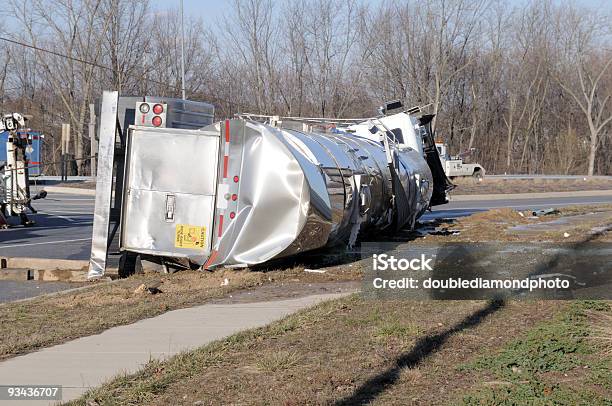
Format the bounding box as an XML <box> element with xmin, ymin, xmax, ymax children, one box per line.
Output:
<box><xmin>120</xmin><ymin>126</ymin><xmax>220</xmax><ymax>262</ymax></box>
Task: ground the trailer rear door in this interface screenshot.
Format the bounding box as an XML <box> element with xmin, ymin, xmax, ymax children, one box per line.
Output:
<box><xmin>121</xmin><ymin>126</ymin><xmax>219</xmax><ymax>261</ymax></box>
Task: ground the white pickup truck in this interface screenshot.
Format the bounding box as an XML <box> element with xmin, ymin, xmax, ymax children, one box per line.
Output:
<box><xmin>435</xmin><ymin>142</ymin><xmax>485</xmax><ymax>179</ymax></box>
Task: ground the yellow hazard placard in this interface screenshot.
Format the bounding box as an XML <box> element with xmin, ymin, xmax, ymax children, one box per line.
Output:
<box><xmin>175</xmin><ymin>224</ymin><xmax>206</xmax><ymax>249</ymax></box>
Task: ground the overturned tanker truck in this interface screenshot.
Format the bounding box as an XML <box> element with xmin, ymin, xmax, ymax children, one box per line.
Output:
<box><xmin>88</xmin><ymin>93</ymin><xmax>453</xmax><ymax>278</ymax></box>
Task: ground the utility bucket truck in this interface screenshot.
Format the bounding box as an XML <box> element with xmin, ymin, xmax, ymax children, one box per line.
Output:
<box><xmin>0</xmin><ymin>113</ymin><xmax>46</xmax><ymax>227</ymax></box>
<box><xmin>88</xmin><ymin>94</ymin><xmax>453</xmax><ymax>278</ymax></box>
<box><xmin>435</xmin><ymin>142</ymin><xmax>485</xmax><ymax>179</ymax></box>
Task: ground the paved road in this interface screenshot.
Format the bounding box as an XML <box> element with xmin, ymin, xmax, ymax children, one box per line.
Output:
<box><xmin>0</xmin><ymin>191</ymin><xmax>94</xmax><ymax>260</ymax></box>
<box><xmin>1</xmin><ymin>189</ymin><xmax>611</xmax><ymax>261</ymax></box>
<box><xmin>426</xmin><ymin>193</ymin><xmax>612</xmax><ymax>220</ymax></box>
<box><xmin>486</xmin><ymin>174</ymin><xmax>612</xmax><ymax>180</ymax></box>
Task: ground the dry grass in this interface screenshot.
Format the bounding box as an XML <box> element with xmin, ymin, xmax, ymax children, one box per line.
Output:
<box><xmin>587</xmin><ymin>310</ymin><xmax>612</xmax><ymax>355</ymax></box>
<box><xmin>256</xmin><ymin>351</ymin><xmax>301</xmax><ymax>372</ymax></box>
<box><xmin>452</xmin><ymin>177</ymin><xmax>612</xmax><ymax>195</ymax></box>
<box><xmin>0</xmin><ymin>266</ymin><xmax>361</xmax><ymax>361</ymax></box>
<box><xmin>68</xmin><ymin>298</ymin><xmax>572</xmax><ymax>406</ymax></box>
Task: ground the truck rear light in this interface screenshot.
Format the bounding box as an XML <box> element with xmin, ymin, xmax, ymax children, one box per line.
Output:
<box><xmin>229</xmin><ymin>212</ymin><xmax>236</xmax><ymax>219</ymax></box>
<box><xmin>135</xmin><ymin>102</ymin><xmax>166</xmax><ymax>128</ymax></box>
<box><xmin>233</xmin><ymin>176</ymin><xmax>239</xmax><ymax>183</ymax></box>
<box><xmin>231</xmin><ymin>194</ymin><xmax>238</xmax><ymax>201</ymax></box>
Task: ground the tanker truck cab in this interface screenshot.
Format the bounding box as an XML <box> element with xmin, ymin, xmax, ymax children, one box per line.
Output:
<box><xmin>346</xmin><ymin>105</ymin><xmax>454</xmax><ymax>207</ymax></box>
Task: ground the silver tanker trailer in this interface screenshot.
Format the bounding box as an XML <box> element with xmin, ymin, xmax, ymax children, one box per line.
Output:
<box><xmin>88</xmin><ymin>93</ymin><xmax>452</xmax><ymax>278</ymax></box>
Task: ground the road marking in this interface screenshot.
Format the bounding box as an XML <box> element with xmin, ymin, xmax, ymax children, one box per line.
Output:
<box><xmin>36</xmin><ymin>211</ymin><xmax>77</xmax><ymax>222</ymax></box>
<box><xmin>439</xmin><ymin>201</ymin><xmax>610</xmax><ymax>211</ymax></box>
<box><xmin>0</xmin><ymin>225</ymin><xmax>91</xmax><ymax>232</ymax></box>
<box><xmin>38</xmin><ymin>210</ymin><xmax>93</xmax><ymax>216</ymax></box>
<box><xmin>451</xmin><ymin>190</ymin><xmax>612</xmax><ymax>201</ymax></box>
<box><xmin>0</xmin><ymin>238</ymin><xmax>92</xmax><ymax>249</ymax></box>
<box><xmin>41</xmin><ymin>202</ymin><xmax>94</xmax><ymax>205</ymax></box>
<box><xmin>44</xmin><ymin>199</ymin><xmax>95</xmax><ymax>202</ymax></box>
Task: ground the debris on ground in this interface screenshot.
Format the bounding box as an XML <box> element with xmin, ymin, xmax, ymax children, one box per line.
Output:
<box><xmin>418</xmin><ymin>205</ymin><xmax>612</xmax><ymax>243</ymax></box>
<box><xmin>133</xmin><ymin>284</ymin><xmax>146</xmax><ymax>294</ymax></box>
<box><xmin>531</xmin><ymin>208</ymin><xmax>560</xmax><ymax>216</ymax></box>
<box><xmin>134</xmin><ymin>281</ymin><xmax>163</xmax><ymax>295</ymax></box>
<box><xmin>221</xmin><ymin>278</ymin><xmax>229</xmax><ymax>286</ymax></box>
<box><xmin>563</xmin><ymin>232</ymin><xmax>570</xmax><ymax>238</ymax></box>
<box><xmin>304</xmin><ymin>269</ymin><xmax>326</xmax><ymax>274</ymax></box>
<box><xmin>429</xmin><ymin>228</ymin><xmax>461</xmax><ymax>236</ymax></box>
<box><xmin>590</xmin><ymin>225</ymin><xmax>612</xmax><ymax>235</ymax></box>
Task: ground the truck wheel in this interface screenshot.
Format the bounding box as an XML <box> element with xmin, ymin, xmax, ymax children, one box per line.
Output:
<box><xmin>472</xmin><ymin>169</ymin><xmax>483</xmax><ymax>179</ymax></box>
<box><xmin>119</xmin><ymin>252</ymin><xmax>138</xmax><ymax>278</ymax></box>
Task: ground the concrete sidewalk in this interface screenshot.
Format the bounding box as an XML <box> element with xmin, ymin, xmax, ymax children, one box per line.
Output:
<box><xmin>0</xmin><ymin>293</ymin><xmax>351</xmax><ymax>405</ymax></box>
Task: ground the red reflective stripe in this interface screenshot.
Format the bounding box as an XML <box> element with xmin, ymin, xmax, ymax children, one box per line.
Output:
<box><xmin>141</xmin><ymin>114</ymin><xmax>145</xmax><ymax>124</ymax></box>
<box><xmin>225</xmin><ymin>120</ymin><xmax>230</xmax><ymax>142</ymax></box>
<box><xmin>218</xmin><ymin>215</ymin><xmax>224</xmax><ymax>237</ymax></box>
<box><xmin>203</xmin><ymin>250</ymin><xmax>218</xmax><ymax>269</ymax></box>
<box><xmin>223</xmin><ymin>156</ymin><xmax>229</xmax><ymax>178</ymax></box>
<box><xmin>30</xmin><ymin>161</ymin><xmax>40</xmax><ymax>164</ymax></box>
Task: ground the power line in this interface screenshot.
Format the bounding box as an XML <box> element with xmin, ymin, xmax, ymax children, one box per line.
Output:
<box><xmin>0</xmin><ymin>35</ymin><xmax>242</xmax><ymax>111</ymax></box>
<box><xmin>0</xmin><ymin>36</ymin><xmax>186</xmax><ymax>91</ymax></box>
<box><xmin>0</xmin><ymin>35</ymin><xmax>290</xmax><ymax>116</ymax></box>
<box><xmin>0</xmin><ymin>36</ymin><xmax>109</xmax><ymax>71</ymax></box>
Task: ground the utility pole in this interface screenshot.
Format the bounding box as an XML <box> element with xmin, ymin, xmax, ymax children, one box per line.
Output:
<box><xmin>61</xmin><ymin>123</ymin><xmax>70</xmax><ymax>181</ymax></box>
<box><xmin>180</xmin><ymin>0</ymin><xmax>186</xmax><ymax>100</ymax></box>
<box><xmin>89</xmin><ymin>104</ymin><xmax>97</xmax><ymax>177</ymax></box>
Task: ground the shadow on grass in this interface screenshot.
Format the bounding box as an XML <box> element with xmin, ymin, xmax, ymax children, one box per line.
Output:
<box><xmin>334</xmin><ymin>299</ymin><xmax>505</xmax><ymax>406</ymax></box>
<box><xmin>336</xmin><ymin>223</ymin><xmax>611</xmax><ymax>405</ymax></box>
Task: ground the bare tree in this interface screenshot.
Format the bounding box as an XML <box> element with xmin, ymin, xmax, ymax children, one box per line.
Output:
<box><xmin>9</xmin><ymin>0</ymin><xmax>114</xmax><ymax>174</ymax></box>
<box><xmin>100</xmin><ymin>0</ymin><xmax>150</xmax><ymax>94</ymax></box>
<box><xmin>1</xmin><ymin>0</ymin><xmax>611</xmax><ymax>175</ymax></box>
<box><xmin>558</xmin><ymin>54</ymin><xmax>612</xmax><ymax>175</ymax></box>
<box><xmin>222</xmin><ymin>0</ymin><xmax>279</xmax><ymax>113</ymax></box>
<box><xmin>147</xmin><ymin>8</ymin><xmax>215</xmax><ymax>98</ymax></box>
